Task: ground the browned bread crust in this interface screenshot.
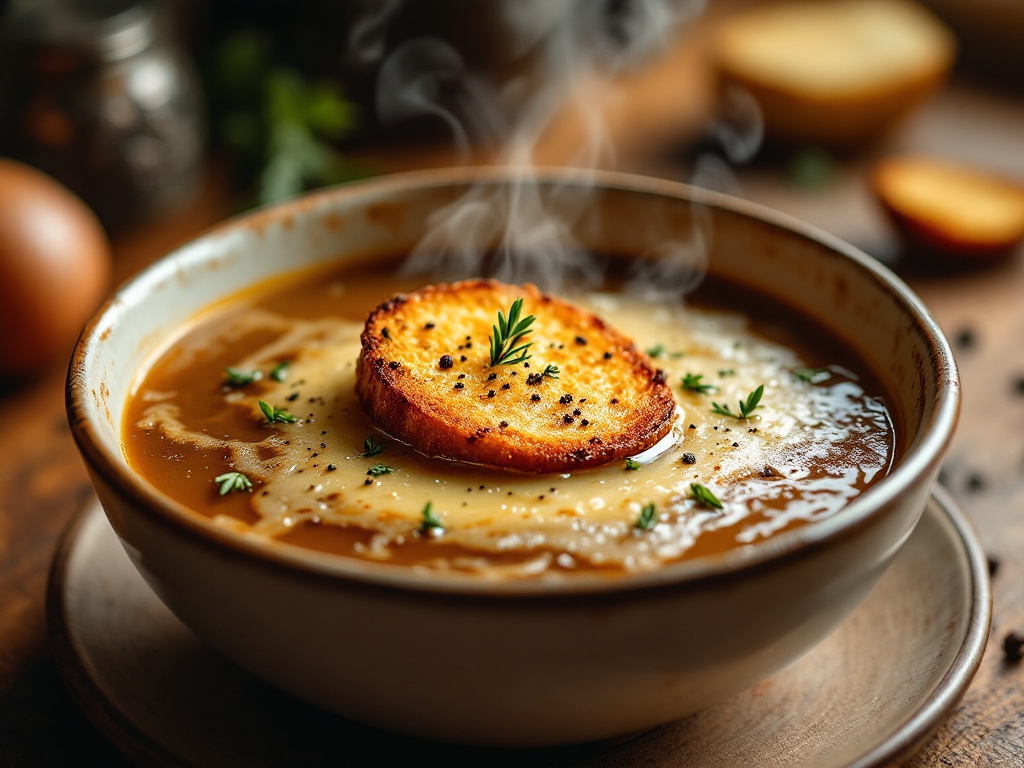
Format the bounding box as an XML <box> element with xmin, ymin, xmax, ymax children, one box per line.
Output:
<box><xmin>356</xmin><ymin>279</ymin><xmax>677</xmax><ymax>474</ymax></box>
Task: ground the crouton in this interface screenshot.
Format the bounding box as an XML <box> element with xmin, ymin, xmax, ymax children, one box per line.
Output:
<box><xmin>356</xmin><ymin>279</ymin><xmax>676</xmax><ymax>473</ymax></box>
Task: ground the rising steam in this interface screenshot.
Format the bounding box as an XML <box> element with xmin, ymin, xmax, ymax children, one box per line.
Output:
<box><xmin>351</xmin><ymin>0</ymin><xmax>731</xmax><ymax>298</ymax></box>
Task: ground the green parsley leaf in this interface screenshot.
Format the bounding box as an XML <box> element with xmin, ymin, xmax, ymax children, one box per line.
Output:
<box><xmin>366</xmin><ymin>463</ymin><xmax>394</xmax><ymax>476</ymax></box>
<box><xmin>225</xmin><ymin>367</ymin><xmax>262</xmax><ymax>387</ymax></box>
<box><xmin>270</xmin><ymin>361</ymin><xmax>290</xmax><ymax>382</ymax></box>
<box><xmin>635</xmin><ymin>503</ymin><xmax>657</xmax><ymax>531</ymax></box>
<box><xmin>214</xmin><ymin>471</ymin><xmax>253</xmax><ymax>495</ymax></box>
<box><xmin>711</xmin><ymin>384</ymin><xmax>764</xmax><ymax>419</ymax></box>
<box><xmin>645</xmin><ymin>343</ymin><xmax>666</xmax><ymax>358</ymax></box>
<box><xmin>419</xmin><ymin>501</ymin><xmax>444</xmax><ymax>534</ymax></box>
<box><xmin>360</xmin><ymin>435</ymin><xmax>384</xmax><ymax>457</ymax></box>
<box><xmin>259</xmin><ymin>400</ymin><xmax>297</xmax><ymax>424</ymax></box>
<box><xmin>681</xmin><ymin>372</ymin><xmax>716</xmax><ymax>394</ymax></box>
<box><xmin>690</xmin><ymin>482</ymin><xmax>723</xmax><ymax>509</ymax></box>
<box><xmin>625</xmin><ymin>458</ymin><xmax>642</xmax><ymax>471</ymax></box>
<box><xmin>793</xmin><ymin>367</ymin><xmax>831</xmax><ymax>384</ymax></box>
<box><xmin>489</xmin><ymin>298</ymin><xmax>535</xmax><ymax>366</ymax></box>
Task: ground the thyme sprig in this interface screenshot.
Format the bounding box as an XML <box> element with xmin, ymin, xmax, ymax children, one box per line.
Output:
<box><xmin>711</xmin><ymin>384</ymin><xmax>764</xmax><ymax>419</ymax></box>
<box><xmin>214</xmin><ymin>471</ymin><xmax>252</xmax><ymax>495</ymax></box>
<box><xmin>681</xmin><ymin>372</ymin><xmax>716</xmax><ymax>394</ymax></box>
<box><xmin>690</xmin><ymin>482</ymin><xmax>723</xmax><ymax>509</ymax></box>
<box><xmin>360</xmin><ymin>435</ymin><xmax>384</xmax><ymax>457</ymax></box>
<box><xmin>489</xmin><ymin>298</ymin><xmax>534</xmax><ymax>366</ymax></box>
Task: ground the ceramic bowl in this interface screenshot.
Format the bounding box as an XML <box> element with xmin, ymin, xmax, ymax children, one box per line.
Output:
<box><xmin>66</xmin><ymin>168</ymin><xmax>959</xmax><ymax>747</ymax></box>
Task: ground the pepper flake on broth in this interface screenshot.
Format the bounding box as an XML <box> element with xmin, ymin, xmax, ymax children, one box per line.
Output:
<box><xmin>124</xmin><ymin>267</ymin><xmax>895</xmax><ymax>577</ymax></box>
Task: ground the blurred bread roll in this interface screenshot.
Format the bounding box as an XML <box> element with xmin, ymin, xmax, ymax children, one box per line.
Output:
<box><xmin>714</xmin><ymin>0</ymin><xmax>956</xmax><ymax>149</ymax></box>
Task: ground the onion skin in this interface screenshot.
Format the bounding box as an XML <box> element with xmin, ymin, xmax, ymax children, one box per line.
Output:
<box><xmin>0</xmin><ymin>160</ymin><xmax>111</xmax><ymax>378</ymax></box>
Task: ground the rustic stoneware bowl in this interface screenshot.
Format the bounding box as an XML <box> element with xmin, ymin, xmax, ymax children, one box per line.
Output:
<box><xmin>67</xmin><ymin>168</ymin><xmax>959</xmax><ymax>747</ymax></box>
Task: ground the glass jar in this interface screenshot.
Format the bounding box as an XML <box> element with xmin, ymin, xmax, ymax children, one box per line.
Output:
<box><xmin>1</xmin><ymin>0</ymin><xmax>204</xmax><ymax>230</ymax></box>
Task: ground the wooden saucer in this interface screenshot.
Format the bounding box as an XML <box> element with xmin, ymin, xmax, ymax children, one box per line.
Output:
<box><xmin>47</xmin><ymin>487</ymin><xmax>989</xmax><ymax>767</ymax></box>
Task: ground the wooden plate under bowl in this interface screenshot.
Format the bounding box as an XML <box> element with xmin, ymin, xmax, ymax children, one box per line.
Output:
<box><xmin>47</xmin><ymin>487</ymin><xmax>989</xmax><ymax>768</ymax></box>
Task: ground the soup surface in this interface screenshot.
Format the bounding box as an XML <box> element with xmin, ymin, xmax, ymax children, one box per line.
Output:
<box><xmin>124</xmin><ymin>258</ymin><xmax>896</xmax><ymax>577</ymax></box>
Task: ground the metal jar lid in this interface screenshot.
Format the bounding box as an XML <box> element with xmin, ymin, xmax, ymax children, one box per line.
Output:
<box><xmin>3</xmin><ymin>0</ymin><xmax>158</xmax><ymax>61</ymax></box>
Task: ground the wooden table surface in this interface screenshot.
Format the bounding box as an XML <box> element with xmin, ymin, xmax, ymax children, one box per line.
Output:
<box><xmin>1</xmin><ymin>9</ymin><xmax>1023</xmax><ymax>766</ymax></box>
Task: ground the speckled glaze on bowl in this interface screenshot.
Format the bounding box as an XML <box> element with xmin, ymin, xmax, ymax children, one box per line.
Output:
<box><xmin>66</xmin><ymin>168</ymin><xmax>959</xmax><ymax>747</ymax></box>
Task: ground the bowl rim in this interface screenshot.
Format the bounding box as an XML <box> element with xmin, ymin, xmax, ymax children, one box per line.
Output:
<box><xmin>66</xmin><ymin>166</ymin><xmax>960</xmax><ymax>599</ymax></box>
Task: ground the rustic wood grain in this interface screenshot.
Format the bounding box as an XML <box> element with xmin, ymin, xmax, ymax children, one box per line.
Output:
<box><xmin>1</xmin><ymin>8</ymin><xmax>1022</xmax><ymax>762</ymax></box>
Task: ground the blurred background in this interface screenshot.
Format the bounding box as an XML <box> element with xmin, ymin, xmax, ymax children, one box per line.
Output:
<box><xmin>0</xmin><ymin>0</ymin><xmax>1023</xmax><ymax>764</ymax></box>
<box><xmin>1</xmin><ymin>0</ymin><xmax>1021</xmax><ymax>250</ymax></box>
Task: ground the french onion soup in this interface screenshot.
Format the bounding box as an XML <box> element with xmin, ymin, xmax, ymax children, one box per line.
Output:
<box><xmin>124</xmin><ymin>257</ymin><xmax>896</xmax><ymax>577</ymax></box>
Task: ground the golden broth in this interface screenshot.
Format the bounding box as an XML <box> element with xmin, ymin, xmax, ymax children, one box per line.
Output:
<box><xmin>123</xmin><ymin>257</ymin><xmax>896</xmax><ymax>577</ymax></box>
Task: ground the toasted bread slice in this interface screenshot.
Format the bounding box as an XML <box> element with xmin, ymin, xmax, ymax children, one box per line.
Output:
<box><xmin>356</xmin><ymin>280</ymin><xmax>676</xmax><ymax>473</ymax></box>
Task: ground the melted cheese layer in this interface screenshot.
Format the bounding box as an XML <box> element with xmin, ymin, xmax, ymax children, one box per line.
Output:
<box><xmin>132</xmin><ymin>293</ymin><xmax>893</xmax><ymax>575</ymax></box>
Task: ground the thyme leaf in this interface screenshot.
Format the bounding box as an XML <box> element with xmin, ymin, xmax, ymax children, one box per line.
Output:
<box><xmin>635</xmin><ymin>503</ymin><xmax>657</xmax><ymax>531</ymax></box>
<box><xmin>793</xmin><ymin>367</ymin><xmax>831</xmax><ymax>384</ymax></box>
<box><xmin>214</xmin><ymin>471</ymin><xmax>252</xmax><ymax>495</ymax></box>
<box><xmin>681</xmin><ymin>372</ymin><xmax>716</xmax><ymax>394</ymax></box>
<box><xmin>690</xmin><ymin>482</ymin><xmax>723</xmax><ymax>509</ymax></box>
<box><xmin>542</xmin><ymin>363</ymin><xmax>560</xmax><ymax>379</ymax></box>
<box><xmin>360</xmin><ymin>435</ymin><xmax>384</xmax><ymax>457</ymax></box>
<box><xmin>225</xmin><ymin>367</ymin><xmax>262</xmax><ymax>387</ymax></box>
<box><xmin>645</xmin><ymin>343</ymin><xmax>665</xmax><ymax>358</ymax></box>
<box><xmin>270</xmin><ymin>361</ymin><xmax>290</xmax><ymax>382</ymax></box>
<box><xmin>489</xmin><ymin>298</ymin><xmax>535</xmax><ymax>366</ymax></box>
<box><xmin>366</xmin><ymin>463</ymin><xmax>394</xmax><ymax>476</ymax></box>
<box><xmin>419</xmin><ymin>501</ymin><xmax>444</xmax><ymax>534</ymax></box>
<box><xmin>259</xmin><ymin>400</ymin><xmax>297</xmax><ymax>424</ymax></box>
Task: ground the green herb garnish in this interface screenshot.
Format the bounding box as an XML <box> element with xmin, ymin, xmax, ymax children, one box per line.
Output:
<box><xmin>542</xmin><ymin>364</ymin><xmax>560</xmax><ymax>379</ymax></box>
<box><xmin>366</xmin><ymin>464</ymin><xmax>394</xmax><ymax>476</ymax></box>
<box><xmin>625</xmin><ymin>458</ymin><xmax>642</xmax><ymax>471</ymax></box>
<box><xmin>259</xmin><ymin>400</ymin><xmax>297</xmax><ymax>424</ymax></box>
<box><xmin>690</xmin><ymin>483</ymin><xmax>723</xmax><ymax>509</ymax></box>
<box><xmin>489</xmin><ymin>298</ymin><xmax>535</xmax><ymax>366</ymax></box>
<box><xmin>718</xmin><ymin>368</ymin><xmax>735</xmax><ymax>377</ymax></box>
<box><xmin>225</xmin><ymin>367</ymin><xmax>263</xmax><ymax>387</ymax></box>
<box><xmin>361</xmin><ymin>435</ymin><xmax>384</xmax><ymax>457</ymax></box>
<box><xmin>635</xmin><ymin>503</ymin><xmax>657</xmax><ymax>531</ymax></box>
<box><xmin>419</xmin><ymin>501</ymin><xmax>444</xmax><ymax>534</ymax></box>
<box><xmin>681</xmin><ymin>372</ymin><xmax>716</xmax><ymax>394</ymax></box>
<box><xmin>711</xmin><ymin>384</ymin><xmax>764</xmax><ymax>419</ymax></box>
<box><xmin>270</xmin><ymin>361</ymin><xmax>290</xmax><ymax>382</ymax></box>
<box><xmin>645</xmin><ymin>343</ymin><xmax>665</xmax><ymax>358</ymax></box>
<box><xmin>787</xmin><ymin>146</ymin><xmax>836</xmax><ymax>190</ymax></box>
<box><xmin>793</xmin><ymin>367</ymin><xmax>831</xmax><ymax>384</ymax></box>
<box><xmin>214</xmin><ymin>471</ymin><xmax>252</xmax><ymax>495</ymax></box>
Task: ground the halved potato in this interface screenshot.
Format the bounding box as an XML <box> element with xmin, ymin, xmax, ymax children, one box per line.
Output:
<box><xmin>873</xmin><ymin>156</ymin><xmax>1024</xmax><ymax>260</ymax></box>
